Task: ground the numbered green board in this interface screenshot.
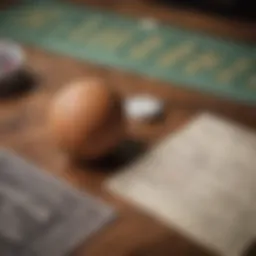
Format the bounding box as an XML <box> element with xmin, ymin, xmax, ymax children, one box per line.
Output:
<box><xmin>0</xmin><ymin>1</ymin><xmax>255</xmax><ymax>103</ymax></box>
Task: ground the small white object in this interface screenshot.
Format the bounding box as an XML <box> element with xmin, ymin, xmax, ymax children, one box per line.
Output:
<box><xmin>124</xmin><ymin>95</ymin><xmax>164</xmax><ymax>122</ymax></box>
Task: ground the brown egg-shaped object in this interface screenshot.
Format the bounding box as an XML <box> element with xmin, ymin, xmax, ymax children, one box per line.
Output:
<box><xmin>48</xmin><ymin>79</ymin><xmax>125</xmax><ymax>160</ymax></box>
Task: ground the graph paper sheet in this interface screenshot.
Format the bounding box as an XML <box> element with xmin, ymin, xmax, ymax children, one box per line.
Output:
<box><xmin>107</xmin><ymin>113</ymin><xmax>256</xmax><ymax>256</ymax></box>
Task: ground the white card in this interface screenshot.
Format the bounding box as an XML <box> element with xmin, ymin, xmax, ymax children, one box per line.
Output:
<box><xmin>106</xmin><ymin>113</ymin><xmax>256</xmax><ymax>256</ymax></box>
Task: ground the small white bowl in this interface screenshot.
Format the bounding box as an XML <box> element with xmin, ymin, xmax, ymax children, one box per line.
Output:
<box><xmin>124</xmin><ymin>95</ymin><xmax>165</xmax><ymax>122</ymax></box>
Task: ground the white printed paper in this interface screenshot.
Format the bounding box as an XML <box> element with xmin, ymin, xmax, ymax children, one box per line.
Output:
<box><xmin>107</xmin><ymin>113</ymin><xmax>256</xmax><ymax>256</ymax></box>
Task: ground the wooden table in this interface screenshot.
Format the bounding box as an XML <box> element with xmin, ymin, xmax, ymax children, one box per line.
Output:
<box><xmin>0</xmin><ymin>1</ymin><xmax>255</xmax><ymax>255</ymax></box>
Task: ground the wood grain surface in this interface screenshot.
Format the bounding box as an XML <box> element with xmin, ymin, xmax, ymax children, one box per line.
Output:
<box><xmin>0</xmin><ymin>1</ymin><xmax>255</xmax><ymax>255</ymax></box>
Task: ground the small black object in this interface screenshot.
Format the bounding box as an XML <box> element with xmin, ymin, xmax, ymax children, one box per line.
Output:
<box><xmin>0</xmin><ymin>69</ymin><xmax>37</xmax><ymax>99</ymax></box>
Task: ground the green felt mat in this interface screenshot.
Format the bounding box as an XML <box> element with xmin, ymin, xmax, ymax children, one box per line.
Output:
<box><xmin>0</xmin><ymin>1</ymin><xmax>255</xmax><ymax>103</ymax></box>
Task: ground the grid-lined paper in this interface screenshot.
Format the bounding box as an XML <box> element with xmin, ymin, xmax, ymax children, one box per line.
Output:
<box><xmin>107</xmin><ymin>114</ymin><xmax>256</xmax><ymax>256</ymax></box>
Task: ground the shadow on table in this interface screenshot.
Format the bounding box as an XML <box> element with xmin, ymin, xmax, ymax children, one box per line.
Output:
<box><xmin>74</xmin><ymin>139</ymin><xmax>148</xmax><ymax>172</ymax></box>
